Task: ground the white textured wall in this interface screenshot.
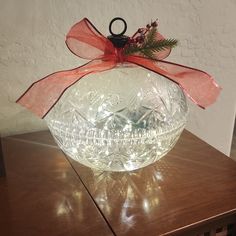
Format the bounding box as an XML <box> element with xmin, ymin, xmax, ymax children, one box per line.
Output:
<box><xmin>0</xmin><ymin>0</ymin><xmax>236</xmax><ymax>155</ymax></box>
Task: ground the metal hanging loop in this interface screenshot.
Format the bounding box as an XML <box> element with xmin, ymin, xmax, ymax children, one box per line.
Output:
<box><xmin>109</xmin><ymin>17</ymin><xmax>127</xmax><ymax>36</ymax></box>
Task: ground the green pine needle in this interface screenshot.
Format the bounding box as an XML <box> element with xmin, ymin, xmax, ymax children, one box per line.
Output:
<box><xmin>145</xmin><ymin>27</ymin><xmax>157</xmax><ymax>45</ymax></box>
<box><xmin>124</xmin><ymin>27</ymin><xmax>178</xmax><ymax>60</ymax></box>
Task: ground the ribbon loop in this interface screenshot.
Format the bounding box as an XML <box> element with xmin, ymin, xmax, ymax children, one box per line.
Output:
<box><xmin>66</xmin><ymin>18</ymin><xmax>115</xmax><ymax>60</ymax></box>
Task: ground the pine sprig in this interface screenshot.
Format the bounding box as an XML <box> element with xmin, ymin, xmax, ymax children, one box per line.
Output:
<box><xmin>143</xmin><ymin>38</ymin><xmax>178</xmax><ymax>56</ymax></box>
<box><xmin>144</xmin><ymin>27</ymin><xmax>157</xmax><ymax>45</ymax></box>
<box><xmin>124</xmin><ymin>27</ymin><xmax>178</xmax><ymax>60</ymax></box>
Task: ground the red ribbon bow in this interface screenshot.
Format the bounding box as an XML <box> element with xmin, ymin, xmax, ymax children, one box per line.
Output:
<box><xmin>17</xmin><ymin>18</ymin><xmax>221</xmax><ymax>118</ymax></box>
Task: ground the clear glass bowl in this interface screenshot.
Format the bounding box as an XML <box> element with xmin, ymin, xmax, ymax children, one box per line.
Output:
<box><xmin>45</xmin><ymin>63</ymin><xmax>188</xmax><ymax>171</ymax></box>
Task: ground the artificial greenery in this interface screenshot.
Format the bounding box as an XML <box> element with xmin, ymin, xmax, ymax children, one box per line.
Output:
<box><xmin>124</xmin><ymin>27</ymin><xmax>178</xmax><ymax>60</ymax></box>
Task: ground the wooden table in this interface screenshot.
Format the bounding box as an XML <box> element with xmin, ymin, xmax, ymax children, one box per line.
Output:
<box><xmin>0</xmin><ymin>137</ymin><xmax>6</xmax><ymax>177</ymax></box>
<box><xmin>1</xmin><ymin>130</ymin><xmax>236</xmax><ymax>236</ymax></box>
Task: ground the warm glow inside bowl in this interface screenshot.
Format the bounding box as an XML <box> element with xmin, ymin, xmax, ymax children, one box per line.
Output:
<box><xmin>45</xmin><ymin>63</ymin><xmax>188</xmax><ymax>171</ymax></box>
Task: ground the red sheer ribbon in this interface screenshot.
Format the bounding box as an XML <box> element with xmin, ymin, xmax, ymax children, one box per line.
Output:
<box><xmin>17</xmin><ymin>18</ymin><xmax>221</xmax><ymax>118</ymax></box>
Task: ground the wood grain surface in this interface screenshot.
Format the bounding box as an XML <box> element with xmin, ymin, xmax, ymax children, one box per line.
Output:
<box><xmin>0</xmin><ymin>136</ymin><xmax>113</xmax><ymax>236</ymax></box>
<box><xmin>1</xmin><ymin>130</ymin><xmax>236</xmax><ymax>236</ymax></box>
<box><xmin>68</xmin><ymin>130</ymin><xmax>236</xmax><ymax>235</ymax></box>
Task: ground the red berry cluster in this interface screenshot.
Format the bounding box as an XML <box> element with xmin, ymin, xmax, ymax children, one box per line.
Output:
<box><xmin>128</xmin><ymin>19</ymin><xmax>158</xmax><ymax>45</ymax></box>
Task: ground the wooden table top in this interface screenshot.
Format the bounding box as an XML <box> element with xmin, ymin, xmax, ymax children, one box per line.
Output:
<box><xmin>1</xmin><ymin>130</ymin><xmax>236</xmax><ymax>236</ymax></box>
<box><xmin>0</xmin><ymin>133</ymin><xmax>113</xmax><ymax>236</ymax></box>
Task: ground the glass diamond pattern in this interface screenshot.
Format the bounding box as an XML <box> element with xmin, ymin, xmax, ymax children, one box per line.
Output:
<box><xmin>46</xmin><ymin>64</ymin><xmax>188</xmax><ymax>171</ymax></box>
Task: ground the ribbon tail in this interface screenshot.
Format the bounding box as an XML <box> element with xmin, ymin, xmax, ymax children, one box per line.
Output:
<box><xmin>126</xmin><ymin>56</ymin><xmax>221</xmax><ymax>108</ymax></box>
<box><xmin>16</xmin><ymin>60</ymin><xmax>116</xmax><ymax>118</ymax></box>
